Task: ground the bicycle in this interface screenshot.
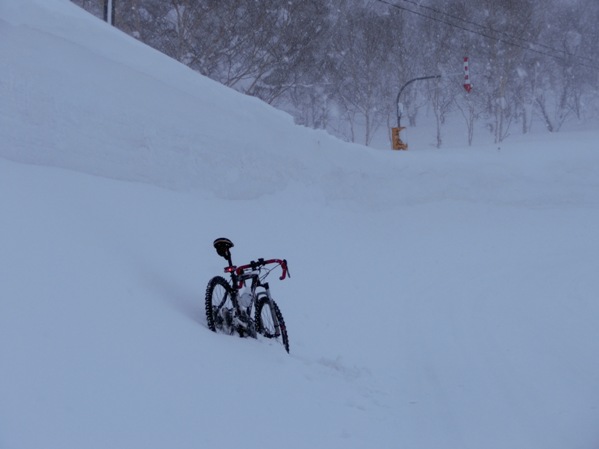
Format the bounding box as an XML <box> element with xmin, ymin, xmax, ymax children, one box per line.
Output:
<box><xmin>205</xmin><ymin>237</ymin><xmax>290</xmax><ymax>353</ymax></box>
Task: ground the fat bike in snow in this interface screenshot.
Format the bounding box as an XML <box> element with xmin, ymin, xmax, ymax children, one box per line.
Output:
<box><xmin>205</xmin><ymin>238</ymin><xmax>290</xmax><ymax>353</ymax></box>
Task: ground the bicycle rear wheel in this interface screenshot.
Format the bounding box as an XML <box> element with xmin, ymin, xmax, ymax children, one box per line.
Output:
<box><xmin>255</xmin><ymin>297</ymin><xmax>289</xmax><ymax>353</ymax></box>
<box><xmin>205</xmin><ymin>276</ymin><xmax>235</xmax><ymax>334</ymax></box>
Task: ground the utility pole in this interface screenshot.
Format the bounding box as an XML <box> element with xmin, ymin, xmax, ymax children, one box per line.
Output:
<box><xmin>104</xmin><ymin>0</ymin><xmax>115</xmax><ymax>26</ymax></box>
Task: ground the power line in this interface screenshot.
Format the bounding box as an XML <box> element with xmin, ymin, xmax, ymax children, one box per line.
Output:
<box><xmin>397</xmin><ymin>0</ymin><xmax>599</xmax><ymax>66</ymax></box>
<box><xmin>374</xmin><ymin>0</ymin><xmax>599</xmax><ymax>71</ymax></box>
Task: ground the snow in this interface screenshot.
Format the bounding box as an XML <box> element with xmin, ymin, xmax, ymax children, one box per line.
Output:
<box><xmin>1</xmin><ymin>1</ymin><xmax>599</xmax><ymax>448</ymax></box>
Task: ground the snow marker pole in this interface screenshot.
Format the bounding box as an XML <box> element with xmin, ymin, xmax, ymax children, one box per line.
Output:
<box><xmin>464</xmin><ymin>57</ymin><xmax>472</xmax><ymax>93</ymax></box>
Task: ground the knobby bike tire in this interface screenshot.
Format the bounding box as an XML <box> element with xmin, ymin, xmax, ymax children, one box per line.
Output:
<box><xmin>205</xmin><ymin>276</ymin><xmax>234</xmax><ymax>333</ymax></box>
<box><xmin>255</xmin><ymin>296</ymin><xmax>289</xmax><ymax>353</ymax></box>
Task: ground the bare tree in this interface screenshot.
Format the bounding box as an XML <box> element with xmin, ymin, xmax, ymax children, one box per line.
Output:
<box><xmin>329</xmin><ymin>4</ymin><xmax>404</xmax><ymax>145</ymax></box>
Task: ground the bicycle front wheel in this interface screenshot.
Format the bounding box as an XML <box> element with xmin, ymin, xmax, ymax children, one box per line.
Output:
<box><xmin>205</xmin><ymin>276</ymin><xmax>235</xmax><ymax>334</ymax></box>
<box><xmin>255</xmin><ymin>297</ymin><xmax>289</xmax><ymax>353</ymax></box>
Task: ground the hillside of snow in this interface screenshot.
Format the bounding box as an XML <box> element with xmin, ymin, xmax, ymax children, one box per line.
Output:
<box><xmin>1</xmin><ymin>1</ymin><xmax>599</xmax><ymax>449</ymax></box>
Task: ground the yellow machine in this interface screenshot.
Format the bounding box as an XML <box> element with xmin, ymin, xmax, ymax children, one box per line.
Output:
<box><xmin>391</xmin><ymin>127</ymin><xmax>408</xmax><ymax>150</ymax></box>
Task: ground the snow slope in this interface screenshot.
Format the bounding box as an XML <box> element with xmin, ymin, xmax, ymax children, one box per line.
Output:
<box><xmin>2</xmin><ymin>1</ymin><xmax>599</xmax><ymax>448</ymax></box>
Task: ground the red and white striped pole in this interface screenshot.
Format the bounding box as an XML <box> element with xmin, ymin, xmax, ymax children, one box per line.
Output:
<box><xmin>463</xmin><ymin>57</ymin><xmax>472</xmax><ymax>93</ymax></box>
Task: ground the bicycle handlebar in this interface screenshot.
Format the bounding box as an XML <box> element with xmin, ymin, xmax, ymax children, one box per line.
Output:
<box><xmin>233</xmin><ymin>258</ymin><xmax>289</xmax><ymax>280</ymax></box>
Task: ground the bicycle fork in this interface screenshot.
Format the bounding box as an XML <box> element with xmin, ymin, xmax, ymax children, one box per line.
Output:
<box><xmin>262</xmin><ymin>284</ymin><xmax>282</xmax><ymax>338</ymax></box>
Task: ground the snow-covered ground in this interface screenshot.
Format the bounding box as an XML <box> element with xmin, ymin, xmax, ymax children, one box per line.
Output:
<box><xmin>1</xmin><ymin>1</ymin><xmax>599</xmax><ymax>448</ymax></box>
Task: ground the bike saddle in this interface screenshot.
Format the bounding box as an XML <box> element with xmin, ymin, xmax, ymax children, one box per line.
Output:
<box><xmin>213</xmin><ymin>237</ymin><xmax>234</xmax><ymax>259</ymax></box>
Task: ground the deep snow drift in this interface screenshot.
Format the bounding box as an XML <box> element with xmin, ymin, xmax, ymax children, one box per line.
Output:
<box><xmin>1</xmin><ymin>1</ymin><xmax>599</xmax><ymax>448</ymax></box>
